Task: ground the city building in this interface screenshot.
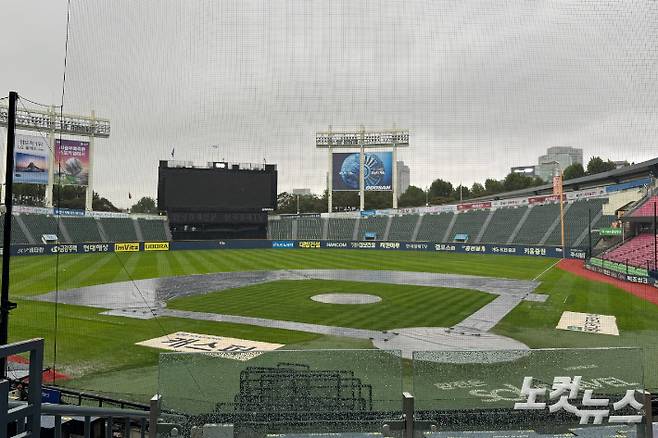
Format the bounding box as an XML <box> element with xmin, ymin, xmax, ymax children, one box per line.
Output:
<box><xmin>535</xmin><ymin>146</ymin><xmax>583</xmax><ymax>181</ymax></box>
<box><xmin>396</xmin><ymin>161</ymin><xmax>410</xmax><ymax>195</ymax></box>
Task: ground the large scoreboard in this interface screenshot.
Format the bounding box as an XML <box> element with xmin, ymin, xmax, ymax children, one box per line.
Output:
<box><xmin>157</xmin><ymin>161</ymin><xmax>277</xmax><ymax>240</ymax></box>
<box><xmin>157</xmin><ymin>161</ymin><xmax>277</xmax><ymax>212</ymax></box>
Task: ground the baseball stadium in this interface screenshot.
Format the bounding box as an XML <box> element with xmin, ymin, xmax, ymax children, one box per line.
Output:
<box><xmin>2</xmin><ymin>1</ymin><xmax>658</xmax><ymax>437</ymax></box>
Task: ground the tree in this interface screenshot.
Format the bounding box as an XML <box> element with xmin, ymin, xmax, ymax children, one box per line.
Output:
<box><xmin>586</xmin><ymin>157</ymin><xmax>616</xmax><ymax>175</ymax></box>
<box><xmin>563</xmin><ymin>163</ymin><xmax>585</xmax><ymax>180</ymax></box>
<box><xmin>398</xmin><ymin>185</ymin><xmax>426</xmax><ymax>207</ymax></box>
<box><xmin>364</xmin><ymin>191</ymin><xmax>392</xmax><ymax>210</ymax></box>
<box><xmin>130</xmin><ymin>196</ymin><xmax>157</xmax><ymax>214</ymax></box>
<box><xmin>470</xmin><ymin>182</ymin><xmax>486</xmax><ymax>198</ymax></box>
<box><xmin>429</xmin><ymin>178</ymin><xmax>454</xmax><ymax>199</ymax></box>
<box><xmin>484</xmin><ymin>178</ymin><xmax>504</xmax><ymax>195</ymax></box>
<box><xmin>275</xmin><ymin>192</ymin><xmax>325</xmax><ymax>214</ymax></box>
<box><xmin>92</xmin><ymin>192</ymin><xmax>120</xmax><ymax>212</ymax></box>
<box><xmin>503</xmin><ymin>172</ymin><xmax>538</xmax><ymax>192</ymax></box>
<box><xmin>453</xmin><ymin>185</ymin><xmax>471</xmax><ymax>201</ymax></box>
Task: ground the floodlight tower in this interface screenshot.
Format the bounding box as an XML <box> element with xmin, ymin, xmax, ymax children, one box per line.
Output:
<box><xmin>0</xmin><ymin>102</ymin><xmax>110</xmax><ymax>211</ymax></box>
<box><xmin>316</xmin><ymin>127</ymin><xmax>409</xmax><ymax>212</ymax></box>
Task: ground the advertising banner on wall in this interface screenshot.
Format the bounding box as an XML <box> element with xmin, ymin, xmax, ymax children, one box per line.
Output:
<box><xmin>54</xmin><ymin>139</ymin><xmax>90</xmax><ymax>186</ymax></box>
<box><xmin>14</xmin><ymin>134</ymin><xmax>49</xmax><ymax>184</ymax></box>
<box><xmin>457</xmin><ymin>201</ymin><xmax>492</xmax><ymax>212</ymax></box>
<box><xmin>332</xmin><ymin>152</ymin><xmax>392</xmax><ymax>191</ymax></box>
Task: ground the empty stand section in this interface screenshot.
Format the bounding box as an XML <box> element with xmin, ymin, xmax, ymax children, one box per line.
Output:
<box><xmin>99</xmin><ymin>217</ymin><xmax>138</xmax><ymax>241</ymax></box>
<box><xmin>18</xmin><ymin>214</ymin><xmax>57</xmax><ymax>244</ymax></box>
<box><xmin>415</xmin><ymin>213</ymin><xmax>454</xmax><ymax>242</ymax></box>
<box><xmin>513</xmin><ymin>203</ymin><xmax>560</xmax><ymax>245</ymax></box>
<box><xmin>269</xmin><ymin>218</ymin><xmax>292</xmax><ymax>240</ymax></box>
<box><xmin>0</xmin><ymin>215</ymin><xmax>30</xmax><ymax>245</ymax></box>
<box><xmin>630</xmin><ymin>195</ymin><xmax>658</xmax><ymax>217</ymax></box>
<box><xmin>297</xmin><ymin>217</ymin><xmax>323</xmax><ymax>240</ymax></box>
<box><xmin>449</xmin><ymin>210</ymin><xmax>489</xmax><ymax>242</ymax></box>
<box><xmin>387</xmin><ymin>214</ymin><xmax>418</xmax><ymax>241</ymax></box>
<box><xmin>327</xmin><ymin>218</ymin><xmax>356</xmax><ymax>240</ymax></box>
<box><xmin>138</xmin><ymin>219</ymin><xmax>169</xmax><ymax>241</ymax></box>
<box><xmin>603</xmin><ymin>233</ymin><xmax>657</xmax><ymax>270</ymax></box>
<box><xmin>544</xmin><ymin>198</ymin><xmax>608</xmax><ymax>247</ymax></box>
<box><xmin>479</xmin><ymin>207</ymin><xmax>527</xmax><ymax>244</ymax></box>
<box><xmin>356</xmin><ymin>217</ymin><xmax>388</xmax><ymax>240</ymax></box>
<box><xmin>61</xmin><ymin>217</ymin><xmax>103</xmax><ymax>243</ymax></box>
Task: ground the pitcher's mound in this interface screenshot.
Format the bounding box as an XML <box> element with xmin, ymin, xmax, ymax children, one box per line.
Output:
<box><xmin>311</xmin><ymin>293</ymin><xmax>382</xmax><ymax>305</ymax></box>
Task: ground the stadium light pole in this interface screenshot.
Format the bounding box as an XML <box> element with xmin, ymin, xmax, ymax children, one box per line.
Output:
<box><xmin>1</xmin><ymin>91</ymin><xmax>18</xmax><ymax>377</ymax></box>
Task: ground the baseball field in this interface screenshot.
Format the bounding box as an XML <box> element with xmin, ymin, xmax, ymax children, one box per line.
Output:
<box><xmin>7</xmin><ymin>248</ymin><xmax>658</xmax><ymax>402</ymax></box>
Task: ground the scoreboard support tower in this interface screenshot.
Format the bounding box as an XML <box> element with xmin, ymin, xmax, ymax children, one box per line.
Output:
<box><xmin>317</xmin><ymin>127</ymin><xmax>409</xmax><ymax>212</ymax></box>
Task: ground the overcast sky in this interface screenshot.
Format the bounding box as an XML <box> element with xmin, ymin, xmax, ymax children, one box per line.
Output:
<box><xmin>1</xmin><ymin>0</ymin><xmax>657</xmax><ymax>207</ymax></box>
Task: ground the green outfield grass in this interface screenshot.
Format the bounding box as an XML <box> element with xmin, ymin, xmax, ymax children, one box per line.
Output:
<box><xmin>168</xmin><ymin>279</ymin><xmax>495</xmax><ymax>330</ymax></box>
<box><xmin>7</xmin><ymin>248</ymin><xmax>556</xmax><ymax>297</ymax></box>
<box><xmin>6</xmin><ymin>248</ymin><xmax>658</xmax><ymax>401</ymax></box>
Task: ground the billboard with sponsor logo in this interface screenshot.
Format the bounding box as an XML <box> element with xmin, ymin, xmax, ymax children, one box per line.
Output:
<box><xmin>14</xmin><ymin>134</ymin><xmax>49</xmax><ymax>184</ymax></box>
<box><xmin>457</xmin><ymin>201</ymin><xmax>492</xmax><ymax>212</ymax></box>
<box><xmin>332</xmin><ymin>152</ymin><xmax>392</xmax><ymax>191</ymax></box>
<box><xmin>144</xmin><ymin>242</ymin><xmax>170</xmax><ymax>251</ymax></box>
<box><xmin>54</xmin><ymin>139</ymin><xmax>90</xmax><ymax>186</ymax></box>
<box><xmin>115</xmin><ymin>242</ymin><xmax>140</xmax><ymax>252</ymax></box>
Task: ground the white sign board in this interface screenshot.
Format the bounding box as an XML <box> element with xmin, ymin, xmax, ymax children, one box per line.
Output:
<box><xmin>136</xmin><ymin>331</ymin><xmax>284</xmax><ymax>361</ymax></box>
<box><xmin>556</xmin><ymin>312</ymin><xmax>619</xmax><ymax>336</ymax></box>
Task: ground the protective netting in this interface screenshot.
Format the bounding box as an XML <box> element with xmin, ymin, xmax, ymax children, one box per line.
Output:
<box><xmin>1</xmin><ymin>0</ymin><xmax>658</xmax><ymax>434</ymax></box>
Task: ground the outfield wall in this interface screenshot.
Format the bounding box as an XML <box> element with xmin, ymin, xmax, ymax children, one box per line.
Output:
<box><xmin>5</xmin><ymin>239</ymin><xmax>587</xmax><ymax>260</ymax></box>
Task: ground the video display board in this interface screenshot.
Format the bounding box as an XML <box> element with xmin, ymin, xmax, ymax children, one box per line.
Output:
<box><xmin>158</xmin><ymin>165</ymin><xmax>277</xmax><ymax>211</ymax></box>
<box><xmin>332</xmin><ymin>152</ymin><xmax>392</xmax><ymax>191</ymax></box>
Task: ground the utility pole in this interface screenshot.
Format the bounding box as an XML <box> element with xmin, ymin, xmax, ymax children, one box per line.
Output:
<box><xmin>1</xmin><ymin>91</ymin><xmax>18</xmax><ymax>376</ymax></box>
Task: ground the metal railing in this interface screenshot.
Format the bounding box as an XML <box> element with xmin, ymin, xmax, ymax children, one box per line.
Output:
<box><xmin>1</xmin><ymin>338</ymin><xmax>157</xmax><ymax>438</ymax></box>
<box><xmin>1</xmin><ymin>338</ymin><xmax>43</xmax><ymax>438</ymax></box>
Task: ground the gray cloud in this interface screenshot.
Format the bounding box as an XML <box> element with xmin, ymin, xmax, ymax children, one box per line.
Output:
<box><xmin>2</xmin><ymin>0</ymin><xmax>657</xmax><ymax>207</ymax></box>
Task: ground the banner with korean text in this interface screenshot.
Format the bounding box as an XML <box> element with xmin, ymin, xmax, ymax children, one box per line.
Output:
<box><xmin>54</xmin><ymin>139</ymin><xmax>90</xmax><ymax>186</ymax></box>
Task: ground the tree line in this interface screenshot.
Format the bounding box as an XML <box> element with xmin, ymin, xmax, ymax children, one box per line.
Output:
<box><xmin>276</xmin><ymin>156</ymin><xmax>625</xmax><ymax>213</ymax></box>
<box><xmin>10</xmin><ymin>184</ymin><xmax>159</xmax><ymax>214</ymax></box>
<box><xmin>9</xmin><ymin>155</ymin><xmax>624</xmax><ymax>214</ymax></box>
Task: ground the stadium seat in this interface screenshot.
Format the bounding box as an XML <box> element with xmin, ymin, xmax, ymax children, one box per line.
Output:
<box><xmin>357</xmin><ymin>216</ymin><xmax>388</xmax><ymax>240</ymax></box>
<box><xmin>450</xmin><ymin>210</ymin><xmax>489</xmax><ymax>242</ymax></box>
<box><xmin>327</xmin><ymin>218</ymin><xmax>356</xmax><ymax>240</ymax></box>
<box><xmin>387</xmin><ymin>214</ymin><xmax>419</xmax><ymax>241</ymax></box>
<box><xmin>415</xmin><ymin>212</ymin><xmax>454</xmax><ymax>242</ymax></box>
<box><xmin>297</xmin><ymin>217</ymin><xmax>323</xmax><ymax>239</ymax></box>
<box><xmin>60</xmin><ymin>217</ymin><xmax>103</xmax><ymax>243</ymax></box>
<box><xmin>543</xmin><ymin>198</ymin><xmax>608</xmax><ymax>247</ymax></box>
<box><xmin>630</xmin><ymin>195</ymin><xmax>658</xmax><ymax>217</ymax></box>
<box><xmin>19</xmin><ymin>214</ymin><xmax>58</xmax><ymax>243</ymax></box>
<box><xmin>99</xmin><ymin>217</ymin><xmax>138</xmax><ymax>241</ymax></box>
<box><xmin>603</xmin><ymin>233</ymin><xmax>657</xmax><ymax>270</ymax></box>
<box><xmin>479</xmin><ymin>206</ymin><xmax>527</xmax><ymax>244</ymax></box>
<box><xmin>269</xmin><ymin>218</ymin><xmax>293</xmax><ymax>240</ymax></box>
<box><xmin>513</xmin><ymin>203</ymin><xmax>560</xmax><ymax>245</ymax></box>
<box><xmin>137</xmin><ymin>218</ymin><xmax>169</xmax><ymax>241</ymax></box>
